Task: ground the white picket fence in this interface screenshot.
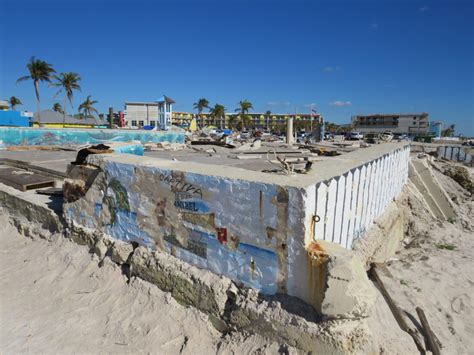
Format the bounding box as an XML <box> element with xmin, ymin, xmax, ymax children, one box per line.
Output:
<box><xmin>312</xmin><ymin>145</ymin><xmax>410</xmax><ymax>249</ymax></box>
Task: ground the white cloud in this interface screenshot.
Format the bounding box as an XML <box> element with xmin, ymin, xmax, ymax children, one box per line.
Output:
<box><xmin>304</xmin><ymin>103</ymin><xmax>317</xmax><ymax>108</ymax></box>
<box><xmin>329</xmin><ymin>101</ymin><xmax>352</xmax><ymax>107</ymax></box>
<box><xmin>419</xmin><ymin>6</ymin><xmax>429</xmax><ymax>12</ymax></box>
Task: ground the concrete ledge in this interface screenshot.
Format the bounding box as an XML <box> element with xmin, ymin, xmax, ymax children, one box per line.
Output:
<box><xmin>0</xmin><ymin>183</ymin><xmax>63</xmax><ymax>238</ymax></box>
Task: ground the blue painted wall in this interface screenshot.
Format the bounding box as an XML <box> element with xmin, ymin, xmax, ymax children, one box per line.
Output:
<box><xmin>0</xmin><ymin>111</ymin><xmax>30</xmax><ymax>127</ymax></box>
<box><xmin>0</xmin><ymin>127</ymin><xmax>185</xmax><ymax>147</ymax></box>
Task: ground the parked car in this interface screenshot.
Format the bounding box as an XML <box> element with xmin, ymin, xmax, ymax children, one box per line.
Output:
<box><xmin>347</xmin><ymin>131</ymin><xmax>364</xmax><ymax>140</ymax></box>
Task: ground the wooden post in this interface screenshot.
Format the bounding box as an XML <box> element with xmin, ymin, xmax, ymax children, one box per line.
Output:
<box><xmin>416</xmin><ymin>307</ymin><xmax>441</xmax><ymax>355</ymax></box>
<box><xmin>369</xmin><ymin>264</ymin><xmax>425</xmax><ymax>352</ymax></box>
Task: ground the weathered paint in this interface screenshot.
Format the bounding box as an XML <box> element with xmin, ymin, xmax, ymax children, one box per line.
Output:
<box><xmin>65</xmin><ymin>160</ymin><xmax>291</xmax><ymax>294</ymax></box>
<box><xmin>0</xmin><ymin>126</ymin><xmax>184</xmax><ymax>147</ymax></box>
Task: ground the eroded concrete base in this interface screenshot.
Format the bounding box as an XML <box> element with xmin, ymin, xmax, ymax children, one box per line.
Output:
<box><xmin>352</xmin><ymin>201</ymin><xmax>405</xmax><ymax>265</ymax></box>
<box><xmin>0</xmin><ymin>182</ymin><xmax>379</xmax><ymax>354</ymax></box>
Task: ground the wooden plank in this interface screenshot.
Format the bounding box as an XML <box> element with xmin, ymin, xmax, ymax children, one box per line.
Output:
<box><xmin>369</xmin><ymin>264</ymin><xmax>425</xmax><ymax>353</ymax></box>
<box><xmin>0</xmin><ymin>167</ymin><xmax>55</xmax><ymax>192</ymax></box>
<box><xmin>416</xmin><ymin>307</ymin><xmax>441</xmax><ymax>355</ymax></box>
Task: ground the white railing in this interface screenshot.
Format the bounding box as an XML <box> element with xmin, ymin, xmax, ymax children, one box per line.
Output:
<box><xmin>312</xmin><ymin>145</ymin><xmax>410</xmax><ymax>249</ymax></box>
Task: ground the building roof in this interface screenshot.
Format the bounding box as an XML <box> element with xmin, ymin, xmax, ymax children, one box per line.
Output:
<box><xmin>156</xmin><ymin>95</ymin><xmax>176</xmax><ymax>104</ymax></box>
<box><xmin>32</xmin><ymin>110</ymin><xmax>102</xmax><ymax>125</ymax></box>
<box><xmin>353</xmin><ymin>113</ymin><xmax>428</xmax><ymax>117</ymax></box>
<box><xmin>125</xmin><ymin>102</ymin><xmax>159</xmax><ymax>106</ymax></box>
<box><xmin>126</xmin><ymin>95</ymin><xmax>176</xmax><ymax>106</ymax></box>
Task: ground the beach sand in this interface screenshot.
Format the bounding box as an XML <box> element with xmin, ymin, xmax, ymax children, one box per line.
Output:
<box><xmin>0</xmin><ymin>214</ymin><xmax>289</xmax><ymax>354</ymax></box>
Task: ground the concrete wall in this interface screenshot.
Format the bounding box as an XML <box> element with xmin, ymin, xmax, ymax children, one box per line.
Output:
<box><xmin>64</xmin><ymin>143</ymin><xmax>409</xmax><ymax>305</ymax></box>
<box><xmin>64</xmin><ymin>155</ymin><xmax>302</xmax><ymax>295</ymax></box>
<box><xmin>0</xmin><ymin>127</ymin><xmax>184</xmax><ymax>147</ymax></box>
<box><xmin>0</xmin><ymin>111</ymin><xmax>30</xmax><ymax>127</ymax></box>
<box><xmin>437</xmin><ymin>145</ymin><xmax>473</xmax><ymax>165</ymax></box>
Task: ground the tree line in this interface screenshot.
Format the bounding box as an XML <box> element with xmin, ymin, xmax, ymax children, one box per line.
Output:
<box><xmin>193</xmin><ymin>98</ymin><xmax>274</xmax><ymax>131</ymax></box>
<box><xmin>12</xmin><ymin>56</ymin><xmax>99</xmax><ymax>126</ymax></box>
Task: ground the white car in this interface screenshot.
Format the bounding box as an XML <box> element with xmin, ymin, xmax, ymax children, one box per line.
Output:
<box><xmin>348</xmin><ymin>132</ymin><xmax>364</xmax><ymax>140</ymax></box>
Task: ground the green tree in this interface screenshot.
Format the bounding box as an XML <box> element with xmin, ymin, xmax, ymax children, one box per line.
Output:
<box><xmin>78</xmin><ymin>95</ymin><xmax>99</xmax><ymax>119</ymax></box>
<box><xmin>441</xmin><ymin>124</ymin><xmax>455</xmax><ymax>137</ymax></box>
<box><xmin>193</xmin><ymin>98</ymin><xmax>210</xmax><ymax>129</ymax></box>
<box><xmin>9</xmin><ymin>96</ymin><xmax>22</xmax><ymax>111</ymax></box>
<box><xmin>210</xmin><ymin>104</ymin><xmax>226</xmax><ymax>129</ymax></box>
<box><xmin>52</xmin><ymin>102</ymin><xmax>64</xmax><ymax>114</ymax></box>
<box><xmin>17</xmin><ymin>56</ymin><xmax>56</xmax><ymax>124</ymax></box>
<box><xmin>50</xmin><ymin>72</ymin><xmax>81</xmax><ymax>127</ymax></box>
<box><xmin>235</xmin><ymin>100</ymin><xmax>253</xmax><ymax>131</ymax></box>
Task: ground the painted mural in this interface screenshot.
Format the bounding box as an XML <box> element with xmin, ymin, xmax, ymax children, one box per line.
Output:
<box><xmin>66</xmin><ymin>161</ymin><xmax>285</xmax><ymax>294</ymax></box>
<box><xmin>0</xmin><ymin>127</ymin><xmax>185</xmax><ymax>147</ymax></box>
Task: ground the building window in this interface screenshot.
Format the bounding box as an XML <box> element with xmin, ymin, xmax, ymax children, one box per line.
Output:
<box><xmin>150</xmin><ymin>121</ymin><xmax>155</xmax><ymax>126</ymax></box>
<box><xmin>131</xmin><ymin>120</ymin><xmax>137</xmax><ymax>127</ymax></box>
<box><xmin>139</xmin><ymin>120</ymin><xmax>144</xmax><ymax>127</ymax></box>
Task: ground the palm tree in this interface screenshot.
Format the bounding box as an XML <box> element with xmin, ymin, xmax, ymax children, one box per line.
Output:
<box><xmin>52</xmin><ymin>103</ymin><xmax>64</xmax><ymax>114</ymax></box>
<box><xmin>9</xmin><ymin>96</ymin><xmax>22</xmax><ymax>111</ymax></box>
<box><xmin>17</xmin><ymin>57</ymin><xmax>56</xmax><ymax>124</ymax></box>
<box><xmin>210</xmin><ymin>104</ymin><xmax>226</xmax><ymax>129</ymax></box>
<box><xmin>78</xmin><ymin>95</ymin><xmax>99</xmax><ymax>119</ymax></box>
<box><xmin>50</xmin><ymin>72</ymin><xmax>81</xmax><ymax>127</ymax></box>
<box><xmin>235</xmin><ymin>100</ymin><xmax>253</xmax><ymax>131</ymax></box>
<box><xmin>265</xmin><ymin>110</ymin><xmax>271</xmax><ymax>131</ymax></box>
<box><xmin>193</xmin><ymin>98</ymin><xmax>209</xmax><ymax>129</ymax></box>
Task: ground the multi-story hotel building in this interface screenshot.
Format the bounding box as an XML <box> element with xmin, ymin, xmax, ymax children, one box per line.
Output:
<box><xmin>351</xmin><ymin>113</ymin><xmax>429</xmax><ymax>135</ymax></box>
<box><xmin>172</xmin><ymin>111</ymin><xmax>323</xmax><ymax>132</ymax></box>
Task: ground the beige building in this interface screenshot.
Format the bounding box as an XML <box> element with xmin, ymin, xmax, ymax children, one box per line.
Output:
<box><xmin>124</xmin><ymin>96</ymin><xmax>175</xmax><ymax>130</ymax></box>
<box><xmin>352</xmin><ymin>113</ymin><xmax>429</xmax><ymax>135</ymax></box>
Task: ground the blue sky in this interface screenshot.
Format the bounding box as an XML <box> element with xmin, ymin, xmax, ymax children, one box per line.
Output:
<box><xmin>1</xmin><ymin>0</ymin><xmax>473</xmax><ymax>134</ymax></box>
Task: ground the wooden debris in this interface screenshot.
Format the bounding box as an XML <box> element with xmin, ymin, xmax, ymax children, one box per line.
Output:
<box><xmin>416</xmin><ymin>307</ymin><xmax>441</xmax><ymax>355</ymax></box>
<box><xmin>369</xmin><ymin>264</ymin><xmax>425</xmax><ymax>353</ymax></box>
<box><xmin>0</xmin><ymin>167</ymin><xmax>55</xmax><ymax>192</ymax></box>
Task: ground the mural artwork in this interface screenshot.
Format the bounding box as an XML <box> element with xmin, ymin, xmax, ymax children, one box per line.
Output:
<box><xmin>68</xmin><ymin>161</ymin><xmax>280</xmax><ymax>294</ymax></box>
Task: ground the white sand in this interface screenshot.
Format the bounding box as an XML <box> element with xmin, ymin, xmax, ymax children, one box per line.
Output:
<box><xmin>0</xmin><ymin>216</ymin><xmax>287</xmax><ymax>354</ymax></box>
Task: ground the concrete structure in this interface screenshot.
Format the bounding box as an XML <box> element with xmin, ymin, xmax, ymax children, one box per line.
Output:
<box><xmin>0</xmin><ymin>100</ymin><xmax>8</xmax><ymax>110</ymax></box>
<box><xmin>124</xmin><ymin>96</ymin><xmax>175</xmax><ymax>130</ymax></box>
<box><xmin>63</xmin><ymin>142</ymin><xmax>409</xmax><ymax>312</ymax></box>
<box><xmin>0</xmin><ymin>179</ymin><xmax>378</xmax><ymax>353</ymax></box>
<box><xmin>437</xmin><ymin>145</ymin><xmax>473</xmax><ymax>166</ymax></box>
<box><xmin>409</xmin><ymin>158</ymin><xmax>456</xmax><ymax>220</ymax></box>
<box><xmin>0</xmin><ymin>127</ymin><xmax>185</xmax><ymax>148</ymax></box>
<box><xmin>352</xmin><ymin>113</ymin><xmax>429</xmax><ymax>135</ymax></box>
<box><xmin>32</xmin><ymin>110</ymin><xmax>105</xmax><ymax>128</ymax></box>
